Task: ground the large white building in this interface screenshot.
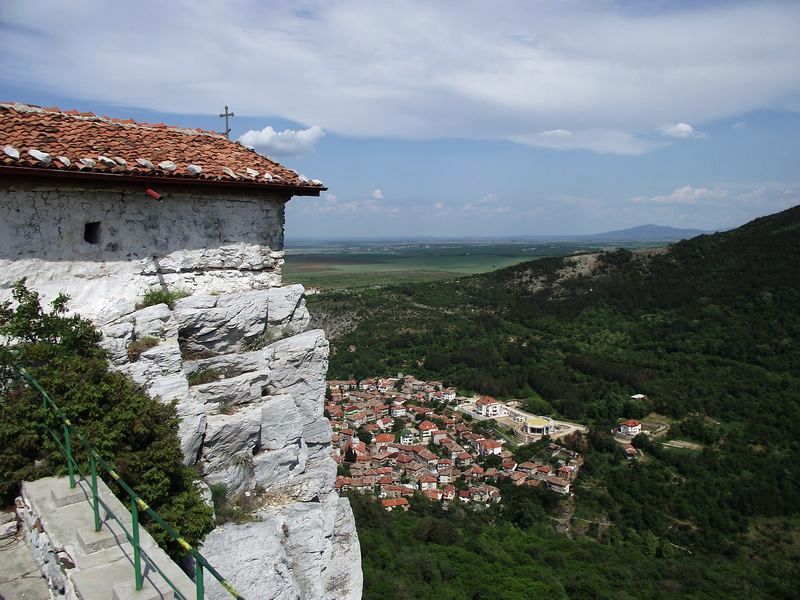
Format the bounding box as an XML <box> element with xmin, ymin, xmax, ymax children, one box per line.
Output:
<box><xmin>475</xmin><ymin>396</ymin><xmax>507</xmax><ymax>418</ymax></box>
<box><xmin>523</xmin><ymin>416</ymin><xmax>554</xmax><ymax>437</ymax></box>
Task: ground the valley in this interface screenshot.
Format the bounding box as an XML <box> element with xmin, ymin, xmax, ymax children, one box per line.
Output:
<box><xmin>310</xmin><ymin>205</ymin><xmax>800</xmax><ymax>599</ymax></box>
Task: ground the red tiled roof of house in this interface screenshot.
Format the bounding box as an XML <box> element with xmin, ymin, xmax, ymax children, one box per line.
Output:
<box><xmin>475</xmin><ymin>396</ymin><xmax>497</xmax><ymax>406</ymax></box>
<box><xmin>381</xmin><ymin>498</ymin><xmax>409</xmax><ymax>508</ymax></box>
<box><xmin>622</xmin><ymin>419</ymin><xmax>641</xmax><ymax>427</ymax></box>
<box><xmin>480</xmin><ymin>439</ymin><xmax>503</xmax><ymax>449</ymax></box>
<box><xmin>0</xmin><ymin>103</ymin><xmax>325</xmax><ymax>195</ymax></box>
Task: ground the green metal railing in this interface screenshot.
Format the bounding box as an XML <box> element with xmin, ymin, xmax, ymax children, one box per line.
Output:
<box><xmin>16</xmin><ymin>367</ymin><xmax>243</xmax><ymax>600</ymax></box>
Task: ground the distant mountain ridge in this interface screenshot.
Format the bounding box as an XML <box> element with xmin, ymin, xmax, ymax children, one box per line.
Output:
<box><xmin>577</xmin><ymin>224</ymin><xmax>710</xmax><ymax>241</ymax></box>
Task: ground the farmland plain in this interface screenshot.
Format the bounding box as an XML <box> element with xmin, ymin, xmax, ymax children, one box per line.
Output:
<box><xmin>282</xmin><ymin>240</ymin><xmax>660</xmax><ymax>289</ymax></box>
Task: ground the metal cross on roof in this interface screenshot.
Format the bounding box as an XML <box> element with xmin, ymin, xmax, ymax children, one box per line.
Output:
<box><xmin>219</xmin><ymin>105</ymin><xmax>235</xmax><ymax>138</ymax></box>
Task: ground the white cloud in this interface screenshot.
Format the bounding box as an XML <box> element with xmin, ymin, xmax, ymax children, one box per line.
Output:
<box><xmin>371</xmin><ymin>188</ymin><xmax>384</xmax><ymax>199</ymax></box>
<box><xmin>632</xmin><ymin>186</ymin><xmax>729</xmax><ymax>204</ymax></box>
<box><xmin>512</xmin><ymin>129</ymin><xmax>660</xmax><ymax>155</ymax></box>
<box><xmin>657</xmin><ymin>122</ymin><xmax>704</xmax><ymax>139</ymax></box>
<box><xmin>732</xmin><ymin>121</ymin><xmax>748</xmax><ymax>129</ymax></box>
<box><xmin>237</xmin><ymin>125</ymin><xmax>324</xmax><ymax>156</ymax></box>
<box><xmin>464</xmin><ymin>193</ymin><xmax>500</xmax><ymax>211</ymax></box>
<box><xmin>2</xmin><ymin>1</ymin><xmax>800</xmax><ymax>154</ymax></box>
<box><xmin>433</xmin><ymin>202</ymin><xmax>445</xmax><ymax>210</ymax></box>
<box><xmin>540</xmin><ymin>129</ymin><xmax>572</xmax><ymax>137</ymax></box>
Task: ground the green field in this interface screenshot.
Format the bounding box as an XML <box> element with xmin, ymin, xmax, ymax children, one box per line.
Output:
<box><xmin>282</xmin><ymin>241</ymin><xmax>651</xmax><ymax>289</ymax></box>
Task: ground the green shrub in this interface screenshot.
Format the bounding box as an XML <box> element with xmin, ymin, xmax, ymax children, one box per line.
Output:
<box><xmin>137</xmin><ymin>287</ymin><xmax>190</xmax><ymax>310</ymax></box>
<box><xmin>126</xmin><ymin>336</ymin><xmax>158</xmax><ymax>362</ymax></box>
<box><xmin>0</xmin><ymin>281</ymin><xmax>213</xmax><ymax>559</ymax></box>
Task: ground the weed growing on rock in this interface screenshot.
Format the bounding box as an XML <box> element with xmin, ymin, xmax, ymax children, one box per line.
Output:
<box><xmin>126</xmin><ymin>336</ymin><xmax>158</xmax><ymax>361</ymax></box>
<box><xmin>137</xmin><ymin>287</ymin><xmax>190</xmax><ymax>310</ymax></box>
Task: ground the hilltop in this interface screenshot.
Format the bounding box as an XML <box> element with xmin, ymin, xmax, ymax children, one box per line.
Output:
<box><xmin>576</xmin><ymin>223</ymin><xmax>709</xmax><ymax>241</ymax></box>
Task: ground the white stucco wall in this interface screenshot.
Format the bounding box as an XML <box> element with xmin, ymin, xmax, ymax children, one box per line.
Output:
<box><xmin>0</xmin><ymin>178</ymin><xmax>288</xmax><ymax>320</ymax></box>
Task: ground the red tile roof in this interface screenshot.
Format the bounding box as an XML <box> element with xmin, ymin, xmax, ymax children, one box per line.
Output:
<box><xmin>476</xmin><ymin>396</ymin><xmax>498</xmax><ymax>406</ymax></box>
<box><xmin>0</xmin><ymin>103</ymin><xmax>325</xmax><ymax>195</ymax></box>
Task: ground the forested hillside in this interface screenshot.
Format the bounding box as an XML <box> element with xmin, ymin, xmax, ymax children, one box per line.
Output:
<box><xmin>310</xmin><ymin>205</ymin><xmax>800</xmax><ymax>598</ymax></box>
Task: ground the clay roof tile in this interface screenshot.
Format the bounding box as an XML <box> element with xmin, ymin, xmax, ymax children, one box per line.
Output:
<box><xmin>0</xmin><ymin>102</ymin><xmax>325</xmax><ymax>195</ymax></box>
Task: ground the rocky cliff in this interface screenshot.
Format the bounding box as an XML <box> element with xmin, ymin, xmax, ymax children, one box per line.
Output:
<box><xmin>99</xmin><ymin>284</ymin><xmax>362</xmax><ymax>599</ymax></box>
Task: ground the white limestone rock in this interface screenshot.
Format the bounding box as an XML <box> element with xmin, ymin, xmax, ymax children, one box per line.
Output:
<box><xmin>95</xmin><ymin>296</ymin><xmax>137</xmax><ymax>325</ymax></box>
<box><xmin>302</xmin><ymin>416</ymin><xmax>333</xmax><ymax>446</ymax></box>
<box><xmin>252</xmin><ymin>441</ymin><xmax>307</xmax><ymax>491</ymax></box>
<box><xmin>183</xmin><ymin>348</ymin><xmax>269</xmax><ymax>379</ymax></box>
<box><xmin>175</xmin><ymin>289</ymin><xmax>272</xmax><ymax>354</ymax></box>
<box><xmin>118</xmin><ymin>341</ymin><xmax>188</xmax><ymax>403</ymax></box>
<box><xmin>99</xmin><ymin>321</ymin><xmax>133</xmax><ymax>365</ymax></box>
<box><xmin>261</xmin><ymin>394</ymin><xmax>303</xmax><ymax>450</ymax></box>
<box><xmin>280</xmin><ymin>455</ymin><xmax>337</xmax><ymax>502</ymax></box>
<box><xmin>266</xmin><ymin>330</ymin><xmax>329</xmax><ymax>425</ymax></box>
<box><xmin>176</xmin><ymin>394</ymin><xmax>206</xmax><ymax>465</ymax></box>
<box><xmin>191</xmin><ymin>370</ymin><xmax>270</xmax><ymax>407</ymax></box>
<box><xmin>148</xmin><ymin>373</ymin><xmax>190</xmax><ymax>404</ymax></box>
<box><xmin>175</xmin><ymin>286</ymin><xmax>309</xmax><ymax>355</ymax></box>
<box><xmin>279</xmin><ymin>500</ymin><xmax>337</xmax><ymax>599</ymax></box>
<box><xmin>201</xmin><ymin>520</ymin><xmax>302</xmax><ymax>600</ymax></box>
<box><xmin>202</xmin><ymin>405</ymin><xmax>262</xmax><ymax>472</ymax></box>
<box><xmin>303</xmin><ymin>416</ymin><xmax>334</xmax><ymax>462</ymax></box>
<box><xmin>200</xmin><ymin>497</ymin><xmax>362</xmax><ymax>600</ymax></box>
<box><xmin>124</xmin><ymin>303</ymin><xmax>177</xmax><ymax>340</ymax></box>
<box><xmin>324</xmin><ymin>498</ymin><xmax>363</xmax><ymax>600</ymax></box>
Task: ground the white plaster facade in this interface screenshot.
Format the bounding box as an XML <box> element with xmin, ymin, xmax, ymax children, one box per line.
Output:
<box><xmin>0</xmin><ymin>179</ymin><xmax>288</xmax><ymax>320</ymax></box>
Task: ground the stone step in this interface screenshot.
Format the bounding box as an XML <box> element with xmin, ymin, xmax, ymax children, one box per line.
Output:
<box><xmin>72</xmin><ymin>559</ymin><xmax>176</xmax><ymax>600</ymax></box>
<box><xmin>21</xmin><ymin>477</ymin><xmax>196</xmax><ymax>600</ymax></box>
<box><xmin>77</xmin><ymin>519</ymin><xmax>128</xmax><ymax>554</ymax></box>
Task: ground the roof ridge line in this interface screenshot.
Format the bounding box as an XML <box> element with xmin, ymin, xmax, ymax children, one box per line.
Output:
<box><xmin>0</xmin><ymin>102</ymin><xmax>225</xmax><ymax>139</ymax></box>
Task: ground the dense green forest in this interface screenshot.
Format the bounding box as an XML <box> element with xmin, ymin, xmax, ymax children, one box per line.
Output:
<box><xmin>310</xmin><ymin>205</ymin><xmax>800</xmax><ymax>598</ymax></box>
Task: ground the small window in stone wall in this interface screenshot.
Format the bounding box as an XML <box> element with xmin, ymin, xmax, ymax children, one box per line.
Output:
<box><xmin>84</xmin><ymin>221</ymin><xmax>101</xmax><ymax>244</ymax></box>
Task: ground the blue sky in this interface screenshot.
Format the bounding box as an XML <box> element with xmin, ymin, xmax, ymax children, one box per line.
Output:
<box><xmin>2</xmin><ymin>0</ymin><xmax>799</xmax><ymax>239</ymax></box>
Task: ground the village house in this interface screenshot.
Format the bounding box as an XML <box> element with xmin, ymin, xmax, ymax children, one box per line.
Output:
<box><xmin>381</xmin><ymin>498</ymin><xmax>409</xmax><ymax>512</ymax></box>
<box><xmin>475</xmin><ymin>396</ymin><xmax>507</xmax><ymax>418</ymax></box>
<box><xmin>620</xmin><ymin>419</ymin><xmax>642</xmax><ymax>436</ymax></box>
<box><xmin>476</xmin><ymin>438</ymin><xmax>503</xmax><ymax>456</ymax></box>
<box><xmin>418</xmin><ymin>474</ymin><xmax>438</xmax><ymax>491</ymax></box>
<box><xmin>399</xmin><ymin>428</ymin><xmax>416</xmax><ymax>446</ymax></box>
<box><xmin>545</xmin><ymin>477</ymin><xmax>571</xmax><ymax>495</ymax></box>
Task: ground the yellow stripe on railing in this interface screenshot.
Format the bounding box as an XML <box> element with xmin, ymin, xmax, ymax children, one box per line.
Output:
<box><xmin>176</xmin><ymin>537</ymin><xmax>192</xmax><ymax>551</ymax></box>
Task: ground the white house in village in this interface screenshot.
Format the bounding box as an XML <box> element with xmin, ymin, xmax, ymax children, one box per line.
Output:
<box><xmin>399</xmin><ymin>428</ymin><xmax>416</xmax><ymax>446</ymax></box>
<box><xmin>475</xmin><ymin>396</ymin><xmax>507</xmax><ymax>418</ymax></box>
<box><xmin>620</xmin><ymin>419</ymin><xmax>642</xmax><ymax>436</ymax></box>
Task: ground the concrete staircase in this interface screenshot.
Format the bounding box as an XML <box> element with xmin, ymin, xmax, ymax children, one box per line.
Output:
<box><xmin>21</xmin><ymin>477</ymin><xmax>196</xmax><ymax>600</ymax></box>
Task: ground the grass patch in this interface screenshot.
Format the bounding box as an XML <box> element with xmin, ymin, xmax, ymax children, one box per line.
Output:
<box><xmin>187</xmin><ymin>368</ymin><xmax>224</xmax><ymax>386</ymax></box>
<box><xmin>137</xmin><ymin>287</ymin><xmax>190</xmax><ymax>310</ymax></box>
<box><xmin>209</xmin><ymin>483</ymin><xmax>267</xmax><ymax>524</ymax></box>
<box><xmin>242</xmin><ymin>327</ymin><xmax>285</xmax><ymax>352</ymax></box>
<box><xmin>127</xmin><ymin>336</ymin><xmax>158</xmax><ymax>361</ymax></box>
